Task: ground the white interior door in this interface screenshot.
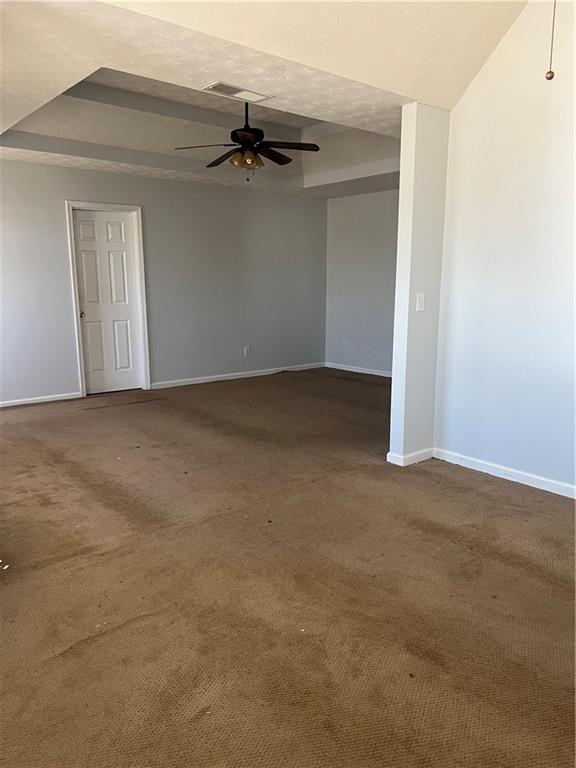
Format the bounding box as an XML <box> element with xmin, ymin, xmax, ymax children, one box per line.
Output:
<box><xmin>74</xmin><ymin>209</ymin><xmax>144</xmax><ymax>394</ymax></box>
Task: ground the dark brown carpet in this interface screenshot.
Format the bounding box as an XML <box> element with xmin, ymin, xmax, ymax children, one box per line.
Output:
<box><xmin>1</xmin><ymin>369</ymin><xmax>574</xmax><ymax>767</ymax></box>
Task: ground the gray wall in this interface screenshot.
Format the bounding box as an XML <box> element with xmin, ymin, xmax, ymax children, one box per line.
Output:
<box><xmin>0</xmin><ymin>160</ymin><xmax>327</xmax><ymax>403</ymax></box>
<box><xmin>325</xmin><ymin>190</ymin><xmax>398</xmax><ymax>373</ymax></box>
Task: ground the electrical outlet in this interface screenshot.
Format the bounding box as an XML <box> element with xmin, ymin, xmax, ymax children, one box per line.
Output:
<box><xmin>343</xmin><ymin>342</ymin><xmax>349</xmax><ymax>352</ymax></box>
<box><xmin>243</xmin><ymin>345</ymin><xmax>251</xmax><ymax>358</ymax></box>
<box><xmin>416</xmin><ymin>292</ymin><xmax>425</xmax><ymax>312</ymax></box>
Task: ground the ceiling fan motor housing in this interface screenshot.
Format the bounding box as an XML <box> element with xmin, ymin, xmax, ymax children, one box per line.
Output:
<box><xmin>231</xmin><ymin>127</ymin><xmax>264</xmax><ymax>145</ymax></box>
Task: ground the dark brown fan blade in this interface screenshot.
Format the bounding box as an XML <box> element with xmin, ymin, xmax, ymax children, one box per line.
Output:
<box><xmin>174</xmin><ymin>143</ymin><xmax>237</xmax><ymax>151</ymax></box>
<box><xmin>206</xmin><ymin>148</ymin><xmax>240</xmax><ymax>168</ymax></box>
<box><xmin>259</xmin><ymin>141</ymin><xmax>319</xmax><ymax>152</ymax></box>
<box><xmin>257</xmin><ymin>147</ymin><xmax>293</xmax><ymax>166</ymax></box>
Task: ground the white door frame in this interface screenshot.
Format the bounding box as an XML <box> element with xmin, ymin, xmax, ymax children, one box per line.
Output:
<box><xmin>65</xmin><ymin>200</ymin><xmax>151</xmax><ymax>396</ymax></box>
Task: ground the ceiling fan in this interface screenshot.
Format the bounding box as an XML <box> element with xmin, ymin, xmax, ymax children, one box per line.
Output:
<box><xmin>174</xmin><ymin>101</ymin><xmax>319</xmax><ymax>175</ymax></box>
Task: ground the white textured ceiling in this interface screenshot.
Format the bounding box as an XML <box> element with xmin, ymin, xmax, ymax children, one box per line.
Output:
<box><xmin>0</xmin><ymin>1</ymin><xmax>408</xmax><ymax>136</ymax></box>
<box><xmin>1</xmin><ymin>1</ymin><xmax>525</xmax><ymax>139</ymax></box>
<box><xmin>0</xmin><ymin>1</ymin><xmax>525</xmax><ymax>197</ymax></box>
<box><xmin>86</xmin><ymin>69</ymin><xmax>320</xmax><ymax>130</ymax></box>
<box><xmin>105</xmin><ymin>0</ymin><xmax>526</xmax><ymax>110</ymax></box>
<box><xmin>5</xmin><ymin>61</ymin><xmax>401</xmax><ymax>195</ymax></box>
<box><xmin>0</xmin><ymin>146</ymin><xmax>304</xmax><ymax>194</ymax></box>
<box><xmin>12</xmin><ymin>94</ymin><xmax>302</xmax><ymax>173</ymax></box>
<box><xmin>0</xmin><ymin>145</ymin><xmax>400</xmax><ymax>199</ymax></box>
<box><xmin>303</xmin><ymin>129</ymin><xmax>399</xmax><ymax>175</ymax></box>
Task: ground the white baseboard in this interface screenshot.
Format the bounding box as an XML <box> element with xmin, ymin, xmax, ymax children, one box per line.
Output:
<box><xmin>325</xmin><ymin>362</ymin><xmax>392</xmax><ymax>377</ymax></box>
<box><xmin>0</xmin><ymin>391</ymin><xmax>83</xmax><ymax>409</ymax></box>
<box><xmin>433</xmin><ymin>449</ymin><xmax>576</xmax><ymax>499</ymax></box>
<box><xmin>1</xmin><ymin>364</ymin><xmax>376</xmax><ymax>405</ymax></box>
<box><xmin>387</xmin><ymin>445</ymin><xmax>575</xmax><ymax>498</ymax></box>
<box><xmin>151</xmin><ymin>363</ymin><xmax>324</xmax><ymax>390</ymax></box>
<box><xmin>387</xmin><ymin>448</ymin><xmax>435</xmax><ymax>467</ymax></box>
<box><xmin>2</xmin><ymin>377</ymin><xmax>572</xmax><ymax>499</ymax></box>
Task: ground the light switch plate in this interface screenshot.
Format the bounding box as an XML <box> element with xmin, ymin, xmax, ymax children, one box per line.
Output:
<box><xmin>416</xmin><ymin>292</ymin><xmax>425</xmax><ymax>312</ymax></box>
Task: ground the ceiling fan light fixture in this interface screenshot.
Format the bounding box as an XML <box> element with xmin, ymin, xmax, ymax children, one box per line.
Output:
<box><xmin>229</xmin><ymin>151</ymin><xmax>244</xmax><ymax>168</ymax></box>
<box><xmin>242</xmin><ymin>150</ymin><xmax>257</xmax><ymax>168</ymax></box>
<box><xmin>252</xmin><ymin>154</ymin><xmax>265</xmax><ymax>170</ymax></box>
<box><xmin>229</xmin><ymin>150</ymin><xmax>265</xmax><ymax>171</ymax></box>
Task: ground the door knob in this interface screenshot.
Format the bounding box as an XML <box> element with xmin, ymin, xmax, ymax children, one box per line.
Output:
<box><xmin>80</xmin><ymin>311</ymin><xmax>85</xmax><ymax>318</ymax></box>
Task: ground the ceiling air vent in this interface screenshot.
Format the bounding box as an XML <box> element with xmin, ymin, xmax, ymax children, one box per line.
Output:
<box><xmin>203</xmin><ymin>82</ymin><xmax>269</xmax><ymax>103</ymax></box>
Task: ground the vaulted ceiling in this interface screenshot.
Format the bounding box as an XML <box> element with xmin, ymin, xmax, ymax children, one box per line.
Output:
<box><xmin>0</xmin><ymin>1</ymin><xmax>525</xmax><ymax>196</ymax></box>
<box><xmin>105</xmin><ymin>1</ymin><xmax>525</xmax><ymax>110</ymax></box>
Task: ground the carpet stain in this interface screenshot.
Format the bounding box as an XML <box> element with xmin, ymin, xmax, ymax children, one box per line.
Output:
<box><xmin>0</xmin><ymin>370</ymin><xmax>573</xmax><ymax>768</ymax></box>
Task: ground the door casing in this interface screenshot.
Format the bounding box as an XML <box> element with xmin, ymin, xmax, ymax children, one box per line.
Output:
<box><xmin>65</xmin><ymin>200</ymin><xmax>151</xmax><ymax>396</ymax></box>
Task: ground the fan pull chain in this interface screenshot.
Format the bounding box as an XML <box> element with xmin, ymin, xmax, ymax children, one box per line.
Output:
<box><xmin>546</xmin><ymin>0</ymin><xmax>558</xmax><ymax>80</ymax></box>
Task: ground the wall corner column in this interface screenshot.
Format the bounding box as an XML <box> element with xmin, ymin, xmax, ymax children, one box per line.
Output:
<box><xmin>387</xmin><ymin>102</ymin><xmax>450</xmax><ymax>466</ymax></box>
